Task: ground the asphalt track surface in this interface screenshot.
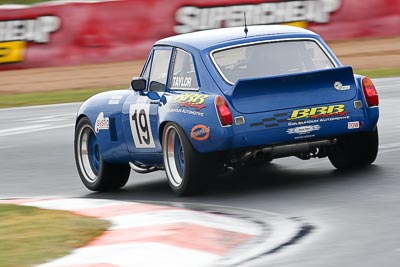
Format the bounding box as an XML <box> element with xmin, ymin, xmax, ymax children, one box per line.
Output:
<box><xmin>1</xmin><ymin>77</ymin><xmax>400</xmax><ymax>266</ymax></box>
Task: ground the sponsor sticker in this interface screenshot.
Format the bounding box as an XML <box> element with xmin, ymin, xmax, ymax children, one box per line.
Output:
<box><xmin>95</xmin><ymin>112</ymin><xmax>109</xmax><ymax>133</ymax></box>
<box><xmin>172</xmin><ymin>93</ymin><xmax>209</xmax><ymax>111</ymax></box>
<box><xmin>287</xmin><ymin>125</ymin><xmax>321</xmax><ymax>135</ymax></box>
<box><xmin>288</xmin><ymin>115</ymin><xmax>351</xmax><ymax>126</ymax></box>
<box><xmin>334</xmin><ymin>81</ymin><xmax>351</xmax><ymax>91</ymax></box>
<box><xmin>288</xmin><ymin>104</ymin><xmax>348</xmax><ymax>120</ymax></box>
<box><xmin>168</xmin><ymin>108</ymin><xmax>204</xmax><ymax>116</ymax></box>
<box><xmin>190</xmin><ymin>124</ymin><xmax>210</xmax><ymax>141</ymax></box>
<box><xmin>348</xmin><ymin>121</ymin><xmax>360</xmax><ymax>129</ymax></box>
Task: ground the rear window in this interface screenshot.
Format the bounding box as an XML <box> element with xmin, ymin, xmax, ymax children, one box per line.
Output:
<box><xmin>211</xmin><ymin>40</ymin><xmax>335</xmax><ymax>84</ymax></box>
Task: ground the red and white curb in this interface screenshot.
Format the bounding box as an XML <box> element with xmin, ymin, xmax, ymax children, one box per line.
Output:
<box><xmin>0</xmin><ymin>198</ymin><xmax>308</xmax><ymax>267</ymax></box>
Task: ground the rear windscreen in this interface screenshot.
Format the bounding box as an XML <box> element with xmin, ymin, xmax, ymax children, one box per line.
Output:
<box><xmin>211</xmin><ymin>40</ymin><xmax>335</xmax><ymax>84</ymax></box>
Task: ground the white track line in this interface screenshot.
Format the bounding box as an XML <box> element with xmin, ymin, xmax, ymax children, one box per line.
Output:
<box><xmin>0</xmin><ymin>123</ymin><xmax>74</xmax><ymax>136</ymax></box>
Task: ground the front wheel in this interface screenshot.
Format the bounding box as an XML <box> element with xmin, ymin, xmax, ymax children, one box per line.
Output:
<box><xmin>162</xmin><ymin>123</ymin><xmax>213</xmax><ymax>196</ymax></box>
<box><xmin>328</xmin><ymin>127</ymin><xmax>379</xmax><ymax>170</ymax></box>
<box><xmin>74</xmin><ymin>117</ymin><xmax>130</xmax><ymax>191</ymax></box>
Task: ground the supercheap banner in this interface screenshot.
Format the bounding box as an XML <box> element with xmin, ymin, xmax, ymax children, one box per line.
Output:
<box><xmin>0</xmin><ymin>0</ymin><xmax>399</xmax><ymax>69</ymax></box>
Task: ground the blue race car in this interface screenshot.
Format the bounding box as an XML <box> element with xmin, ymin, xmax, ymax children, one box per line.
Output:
<box><xmin>74</xmin><ymin>25</ymin><xmax>379</xmax><ymax>195</ymax></box>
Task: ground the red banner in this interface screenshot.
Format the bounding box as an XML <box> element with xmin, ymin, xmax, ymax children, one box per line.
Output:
<box><xmin>0</xmin><ymin>0</ymin><xmax>399</xmax><ymax>70</ymax></box>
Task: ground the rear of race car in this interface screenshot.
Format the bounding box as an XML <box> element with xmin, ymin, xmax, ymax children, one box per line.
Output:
<box><xmin>227</xmin><ymin>66</ymin><xmax>378</xmax><ymax>145</ymax></box>
<box><xmin>203</xmin><ymin>36</ymin><xmax>379</xmax><ymax>169</ymax></box>
<box><xmin>223</xmin><ymin>67</ymin><xmax>378</xmax><ymax>164</ymax></box>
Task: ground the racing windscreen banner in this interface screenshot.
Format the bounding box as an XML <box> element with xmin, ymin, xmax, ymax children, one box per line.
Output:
<box><xmin>0</xmin><ymin>0</ymin><xmax>399</xmax><ymax>70</ymax></box>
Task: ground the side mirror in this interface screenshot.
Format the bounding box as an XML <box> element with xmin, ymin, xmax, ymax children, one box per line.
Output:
<box><xmin>131</xmin><ymin>78</ymin><xmax>146</xmax><ymax>92</ymax></box>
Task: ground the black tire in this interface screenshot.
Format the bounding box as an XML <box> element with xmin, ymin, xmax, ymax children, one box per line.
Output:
<box><xmin>328</xmin><ymin>127</ymin><xmax>379</xmax><ymax>170</ymax></box>
<box><xmin>162</xmin><ymin>122</ymin><xmax>215</xmax><ymax>196</ymax></box>
<box><xmin>74</xmin><ymin>117</ymin><xmax>130</xmax><ymax>191</ymax></box>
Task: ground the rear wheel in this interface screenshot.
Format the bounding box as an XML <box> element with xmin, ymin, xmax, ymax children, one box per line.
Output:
<box><xmin>328</xmin><ymin>127</ymin><xmax>379</xmax><ymax>170</ymax></box>
<box><xmin>162</xmin><ymin>123</ymin><xmax>214</xmax><ymax>196</ymax></box>
<box><xmin>74</xmin><ymin>117</ymin><xmax>130</xmax><ymax>191</ymax></box>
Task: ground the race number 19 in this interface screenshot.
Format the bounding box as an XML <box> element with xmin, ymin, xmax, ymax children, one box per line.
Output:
<box><xmin>129</xmin><ymin>104</ymin><xmax>155</xmax><ymax>148</ymax></box>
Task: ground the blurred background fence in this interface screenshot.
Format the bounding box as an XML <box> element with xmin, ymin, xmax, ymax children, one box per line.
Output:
<box><xmin>0</xmin><ymin>0</ymin><xmax>399</xmax><ymax>70</ymax></box>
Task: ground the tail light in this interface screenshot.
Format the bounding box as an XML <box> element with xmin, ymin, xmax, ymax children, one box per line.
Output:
<box><xmin>215</xmin><ymin>96</ymin><xmax>232</xmax><ymax>126</ymax></box>
<box><xmin>362</xmin><ymin>77</ymin><xmax>379</xmax><ymax>107</ymax></box>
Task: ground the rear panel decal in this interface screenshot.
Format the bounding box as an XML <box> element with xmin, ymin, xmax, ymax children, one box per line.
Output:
<box><xmin>287</xmin><ymin>125</ymin><xmax>321</xmax><ymax>135</ymax></box>
<box><xmin>250</xmin><ymin>112</ymin><xmax>288</xmax><ymax>128</ymax></box>
<box><xmin>190</xmin><ymin>124</ymin><xmax>210</xmax><ymax>141</ymax></box>
<box><xmin>348</xmin><ymin>121</ymin><xmax>360</xmax><ymax>129</ymax></box>
<box><xmin>172</xmin><ymin>93</ymin><xmax>209</xmax><ymax>111</ymax></box>
<box><xmin>250</xmin><ymin>105</ymin><xmax>351</xmax><ymax>129</ymax></box>
<box><xmin>288</xmin><ymin>104</ymin><xmax>347</xmax><ymax>120</ymax></box>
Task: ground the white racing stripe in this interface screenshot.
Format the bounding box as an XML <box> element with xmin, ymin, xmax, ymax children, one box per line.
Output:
<box><xmin>0</xmin><ymin>123</ymin><xmax>74</xmax><ymax>137</ymax></box>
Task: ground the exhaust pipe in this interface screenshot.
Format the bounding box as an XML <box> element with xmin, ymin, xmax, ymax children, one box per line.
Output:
<box><xmin>243</xmin><ymin>138</ymin><xmax>336</xmax><ymax>161</ymax></box>
<box><xmin>129</xmin><ymin>162</ymin><xmax>161</xmax><ymax>174</ymax></box>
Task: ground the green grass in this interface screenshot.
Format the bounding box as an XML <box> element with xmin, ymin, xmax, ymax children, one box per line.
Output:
<box><xmin>354</xmin><ymin>68</ymin><xmax>400</xmax><ymax>78</ymax></box>
<box><xmin>0</xmin><ymin>0</ymin><xmax>48</xmax><ymax>4</ymax></box>
<box><xmin>0</xmin><ymin>87</ymin><xmax>113</xmax><ymax>108</ymax></box>
<box><xmin>0</xmin><ymin>204</ymin><xmax>109</xmax><ymax>267</ymax></box>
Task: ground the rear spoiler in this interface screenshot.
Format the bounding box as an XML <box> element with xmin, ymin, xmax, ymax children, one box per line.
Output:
<box><xmin>228</xmin><ymin>66</ymin><xmax>356</xmax><ymax>113</ymax></box>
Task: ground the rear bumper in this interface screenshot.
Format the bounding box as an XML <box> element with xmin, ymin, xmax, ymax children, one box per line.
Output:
<box><xmin>195</xmin><ymin>102</ymin><xmax>378</xmax><ymax>153</ymax></box>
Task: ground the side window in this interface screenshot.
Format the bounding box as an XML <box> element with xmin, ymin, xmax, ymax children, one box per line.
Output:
<box><xmin>149</xmin><ymin>49</ymin><xmax>172</xmax><ymax>92</ymax></box>
<box><xmin>141</xmin><ymin>56</ymin><xmax>151</xmax><ymax>80</ymax></box>
<box><xmin>170</xmin><ymin>49</ymin><xmax>199</xmax><ymax>90</ymax></box>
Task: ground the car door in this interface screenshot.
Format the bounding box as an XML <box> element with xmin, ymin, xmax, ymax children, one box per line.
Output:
<box><xmin>122</xmin><ymin>46</ymin><xmax>173</xmax><ymax>157</ymax></box>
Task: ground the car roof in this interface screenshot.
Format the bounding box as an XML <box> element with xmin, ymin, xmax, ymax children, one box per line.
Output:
<box><xmin>156</xmin><ymin>25</ymin><xmax>318</xmax><ymax>51</ymax></box>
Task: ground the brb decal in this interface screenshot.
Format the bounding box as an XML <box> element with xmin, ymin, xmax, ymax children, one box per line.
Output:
<box><xmin>190</xmin><ymin>124</ymin><xmax>210</xmax><ymax>141</ymax></box>
<box><xmin>174</xmin><ymin>0</ymin><xmax>341</xmax><ymax>34</ymax></box>
<box><xmin>172</xmin><ymin>93</ymin><xmax>209</xmax><ymax>111</ymax></box>
<box><xmin>0</xmin><ymin>16</ymin><xmax>60</xmax><ymax>64</ymax></box>
<box><xmin>288</xmin><ymin>104</ymin><xmax>348</xmax><ymax>120</ymax></box>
